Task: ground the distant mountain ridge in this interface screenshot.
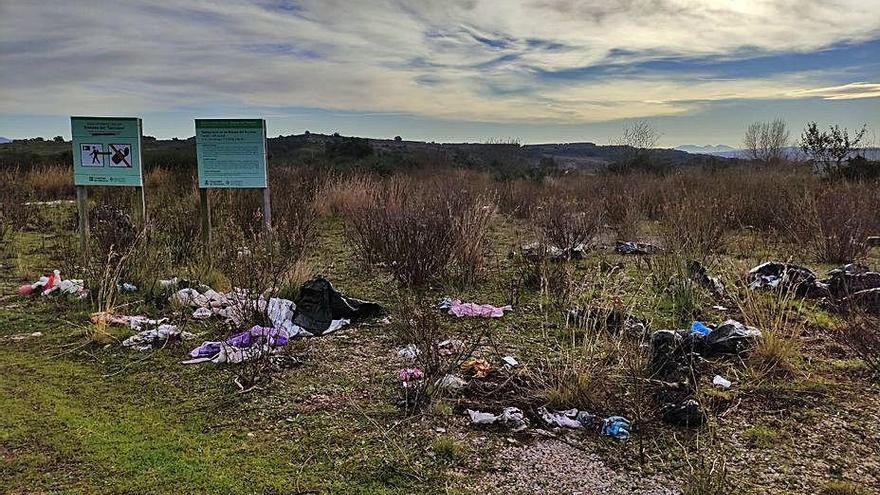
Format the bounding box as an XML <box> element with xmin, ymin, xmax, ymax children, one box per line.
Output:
<box><xmin>0</xmin><ymin>137</ymin><xmax>10</xmax><ymax>144</ymax></box>
<box><xmin>675</xmin><ymin>144</ymin><xmax>737</xmax><ymax>155</ymax></box>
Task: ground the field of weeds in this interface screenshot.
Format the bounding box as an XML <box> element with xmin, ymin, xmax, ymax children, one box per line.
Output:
<box><xmin>2</xmin><ymin>162</ymin><xmax>879</xmax><ymax>494</ymax></box>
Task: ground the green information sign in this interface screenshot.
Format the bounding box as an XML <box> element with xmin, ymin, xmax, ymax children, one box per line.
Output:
<box><xmin>71</xmin><ymin>117</ymin><xmax>143</xmax><ymax>187</ymax></box>
<box><xmin>195</xmin><ymin>119</ymin><xmax>268</xmax><ymax>188</ymax></box>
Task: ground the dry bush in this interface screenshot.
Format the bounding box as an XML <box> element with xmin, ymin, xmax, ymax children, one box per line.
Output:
<box><xmin>603</xmin><ymin>181</ymin><xmax>644</xmax><ymax>241</ymax></box>
<box><xmin>312</xmin><ymin>173</ymin><xmax>378</xmax><ymax>218</ymax></box>
<box><xmin>342</xmin><ymin>176</ymin><xmax>493</xmax><ymax>287</ymax></box>
<box><xmin>834</xmin><ymin>312</ymin><xmax>880</xmax><ymax>378</ymax></box>
<box><xmin>393</xmin><ymin>296</ymin><xmax>485</xmax><ymax>413</ymax></box>
<box><xmin>660</xmin><ymin>190</ymin><xmax>729</xmax><ymax>258</ymax></box>
<box><xmin>495</xmin><ymin>178</ymin><xmax>545</xmax><ymax>219</ymax></box>
<box><xmin>24</xmin><ymin>164</ymin><xmax>74</xmax><ymax>200</ymax></box>
<box><xmin>779</xmin><ymin>182</ymin><xmax>879</xmax><ymax>263</ymax></box>
<box><xmin>533</xmin><ymin>196</ymin><xmax>604</xmax><ymax>254</ymax></box>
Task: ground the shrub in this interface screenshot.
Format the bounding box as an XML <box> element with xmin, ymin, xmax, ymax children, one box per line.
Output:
<box><xmin>533</xmin><ymin>196</ymin><xmax>604</xmax><ymax>256</ymax></box>
<box><xmin>342</xmin><ymin>176</ymin><xmax>493</xmax><ymax>287</ymax></box>
<box><xmin>779</xmin><ymin>182</ymin><xmax>878</xmax><ymax>263</ymax></box>
<box><xmin>660</xmin><ymin>190</ymin><xmax>729</xmax><ymax>258</ymax></box>
<box><xmin>834</xmin><ymin>313</ymin><xmax>880</xmax><ymax>379</ymax></box>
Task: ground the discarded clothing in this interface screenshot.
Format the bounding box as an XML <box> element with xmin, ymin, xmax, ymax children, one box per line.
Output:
<box><xmin>466</xmin><ymin>407</ymin><xmax>528</xmax><ymax>432</ymax></box>
<box><xmin>291</xmin><ymin>276</ymin><xmax>383</xmax><ymax>335</ymax></box>
<box><xmin>600</xmin><ymin>416</ymin><xmax>632</xmax><ymax>440</ymax></box>
<box><xmin>538</xmin><ymin>407</ymin><xmax>596</xmax><ymax>429</ymax></box>
<box><xmin>747</xmin><ymin>261</ymin><xmax>828</xmax><ymax>298</ymax></box>
<box><xmin>398</xmin><ymin>368</ymin><xmax>424</xmax><ymax>388</ymax></box>
<box><xmin>19</xmin><ymin>270</ymin><xmax>87</xmax><ymax>298</ymax></box>
<box><xmin>567</xmin><ymin>307</ymin><xmax>647</xmax><ymax>335</ymax></box>
<box><xmin>397</xmin><ymin>344</ymin><xmax>420</xmax><ymax>359</ymax></box>
<box><xmin>436</xmin><ymin>374</ymin><xmax>467</xmax><ymax>391</ymax></box>
<box><xmin>440</xmin><ymin>298</ymin><xmax>513</xmax><ymax>318</ymax></box>
<box><xmin>438</xmin><ymin>339</ymin><xmax>465</xmax><ymax>356</ymax></box>
<box><xmin>615</xmin><ymin>241</ymin><xmax>660</xmax><ymax>255</ymax></box>
<box><xmin>461</xmin><ymin>358</ymin><xmax>492</xmax><ymax>378</ymax></box>
<box><xmin>124</xmin><ymin>324</ymin><xmax>191</xmax><ymax>352</ymax></box>
<box><xmin>186</xmin><ymin>325</ymin><xmax>289</xmax><ymax>364</ymax></box>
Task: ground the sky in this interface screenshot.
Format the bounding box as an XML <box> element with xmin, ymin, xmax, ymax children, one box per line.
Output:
<box><xmin>1</xmin><ymin>0</ymin><xmax>879</xmax><ymax>147</ymax></box>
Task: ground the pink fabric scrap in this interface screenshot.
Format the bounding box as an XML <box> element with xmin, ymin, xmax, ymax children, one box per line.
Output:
<box><xmin>448</xmin><ymin>299</ymin><xmax>513</xmax><ymax>318</ymax></box>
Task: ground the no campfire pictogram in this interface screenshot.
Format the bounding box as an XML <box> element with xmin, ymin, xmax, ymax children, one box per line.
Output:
<box><xmin>109</xmin><ymin>143</ymin><xmax>132</xmax><ymax>167</ymax></box>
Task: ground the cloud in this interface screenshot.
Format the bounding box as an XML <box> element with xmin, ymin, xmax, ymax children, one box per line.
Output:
<box><xmin>1</xmin><ymin>0</ymin><xmax>878</xmax><ymax>123</ymax></box>
<box><xmin>789</xmin><ymin>82</ymin><xmax>880</xmax><ymax>100</ymax></box>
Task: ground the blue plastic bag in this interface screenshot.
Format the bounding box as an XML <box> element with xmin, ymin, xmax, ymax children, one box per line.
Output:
<box><xmin>689</xmin><ymin>321</ymin><xmax>711</xmax><ymax>335</ymax></box>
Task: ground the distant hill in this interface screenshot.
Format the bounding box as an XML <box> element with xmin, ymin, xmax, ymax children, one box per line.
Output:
<box><xmin>0</xmin><ymin>132</ymin><xmax>735</xmax><ymax>172</ymax></box>
<box><xmin>0</xmin><ymin>137</ymin><xmax>10</xmax><ymax>144</ymax></box>
<box><xmin>675</xmin><ymin>144</ymin><xmax>738</xmax><ymax>156</ymax></box>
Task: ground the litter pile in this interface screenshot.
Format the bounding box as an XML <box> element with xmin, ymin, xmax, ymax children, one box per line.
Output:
<box><xmin>18</xmin><ymin>270</ymin><xmax>87</xmax><ymax>298</ymax></box>
<box><xmin>650</xmin><ymin>319</ymin><xmax>762</xmax><ymax>426</ymax></box>
<box><xmin>517</xmin><ymin>242</ymin><xmax>587</xmax><ymax>262</ymax></box>
<box><xmin>615</xmin><ymin>241</ymin><xmax>660</xmax><ymax>255</ymax></box>
<box><xmin>748</xmin><ymin>261</ymin><xmax>880</xmax><ymax>312</ymax></box>
<box><xmin>439</xmin><ymin>298</ymin><xmax>513</xmax><ymax>318</ymax></box>
<box><xmin>183</xmin><ymin>276</ymin><xmax>383</xmax><ymax>365</ymax></box>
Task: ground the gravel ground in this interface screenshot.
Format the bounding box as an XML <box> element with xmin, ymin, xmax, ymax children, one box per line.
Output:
<box><xmin>475</xmin><ymin>437</ymin><xmax>680</xmax><ymax>495</ymax></box>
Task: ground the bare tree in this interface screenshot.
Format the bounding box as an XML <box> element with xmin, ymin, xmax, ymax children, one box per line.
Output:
<box><xmin>742</xmin><ymin>119</ymin><xmax>789</xmax><ymax>164</ymax></box>
<box><xmin>611</xmin><ymin>120</ymin><xmax>661</xmax><ymax>172</ymax></box>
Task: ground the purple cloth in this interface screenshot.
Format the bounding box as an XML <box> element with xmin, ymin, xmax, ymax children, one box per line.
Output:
<box><xmin>188</xmin><ymin>325</ymin><xmax>289</xmax><ymax>358</ymax></box>
<box><xmin>447</xmin><ymin>299</ymin><xmax>513</xmax><ymax>318</ymax></box>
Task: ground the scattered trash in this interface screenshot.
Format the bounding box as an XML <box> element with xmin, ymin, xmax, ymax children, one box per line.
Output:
<box><xmin>123</xmin><ymin>324</ymin><xmax>191</xmax><ymax>352</ymax></box>
<box><xmin>379</xmin><ymin>316</ymin><xmax>392</xmax><ymax>325</ymax></box>
<box><xmin>192</xmin><ymin>307</ymin><xmax>213</xmax><ymax>319</ymax></box>
<box><xmin>712</xmin><ymin>305</ymin><xmax>728</xmax><ymax>311</ymax></box>
<box><xmin>712</xmin><ymin>375</ymin><xmax>732</xmax><ymax>389</ymax></box>
<box><xmin>19</xmin><ymin>270</ymin><xmax>87</xmax><ymax>298</ymax></box>
<box><xmin>397</xmin><ymin>344</ymin><xmax>420</xmax><ymax>359</ymax></box>
<box><xmin>4</xmin><ymin>331</ymin><xmax>43</xmax><ymax>342</ymax></box>
<box><xmin>398</xmin><ymin>368</ymin><xmax>424</xmax><ymax>388</ymax></box>
<box><xmin>687</xmin><ymin>260</ymin><xmax>724</xmax><ymax>296</ymax></box>
<box><xmin>615</xmin><ymin>241</ymin><xmax>660</xmax><ymax>255</ymax></box>
<box><xmin>461</xmin><ymin>358</ymin><xmax>492</xmax><ymax>378</ymax></box>
<box><xmin>466</xmin><ymin>407</ymin><xmax>528</xmax><ymax>432</ymax></box>
<box><xmin>291</xmin><ymin>276</ymin><xmax>383</xmax><ymax>335</ymax></box>
<box><xmin>600</xmin><ymin>416</ymin><xmax>632</xmax><ymax>440</ymax></box>
<box><xmin>439</xmin><ymin>298</ymin><xmax>513</xmax><ymax>318</ymax></box>
<box><xmin>518</xmin><ymin>242</ymin><xmax>587</xmax><ymax>262</ymax></box>
<box><xmin>825</xmin><ymin>264</ymin><xmax>880</xmax><ymax>304</ymax></box>
<box><xmin>501</xmin><ymin>355</ymin><xmax>519</xmax><ymax>369</ymax></box>
<box><xmin>538</xmin><ymin>407</ymin><xmax>596</xmax><ymax>429</ymax></box>
<box><xmin>437</xmin><ymin>374</ymin><xmax>467</xmax><ymax>391</ymax></box>
<box><xmin>705</xmin><ymin>320</ymin><xmax>762</xmax><ymax>355</ymax></box>
<box><xmin>747</xmin><ymin>261</ymin><xmax>828</xmax><ymax>298</ymax></box>
<box><xmin>438</xmin><ymin>339</ymin><xmax>464</xmax><ymax>356</ymax></box>
<box><xmin>689</xmin><ymin>321</ymin><xmax>711</xmax><ymax>336</ymax></box>
<box><xmin>118</xmin><ymin>282</ymin><xmax>137</xmax><ymax>293</ymax></box>
<box><xmin>185</xmin><ymin>325</ymin><xmax>289</xmax><ymax>364</ymax></box>
<box><xmin>567</xmin><ymin>307</ymin><xmax>648</xmax><ymax>335</ymax></box>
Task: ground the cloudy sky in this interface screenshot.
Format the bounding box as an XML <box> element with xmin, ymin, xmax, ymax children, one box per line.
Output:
<box><xmin>1</xmin><ymin>0</ymin><xmax>878</xmax><ymax>146</ymax></box>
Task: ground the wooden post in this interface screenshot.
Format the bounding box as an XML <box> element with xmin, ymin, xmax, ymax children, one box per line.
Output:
<box><xmin>199</xmin><ymin>187</ymin><xmax>212</xmax><ymax>246</ymax></box>
<box><xmin>76</xmin><ymin>186</ymin><xmax>89</xmax><ymax>264</ymax></box>
<box><xmin>261</xmin><ymin>187</ymin><xmax>272</xmax><ymax>230</ymax></box>
<box><xmin>132</xmin><ymin>186</ymin><xmax>147</xmax><ymax>228</ymax></box>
